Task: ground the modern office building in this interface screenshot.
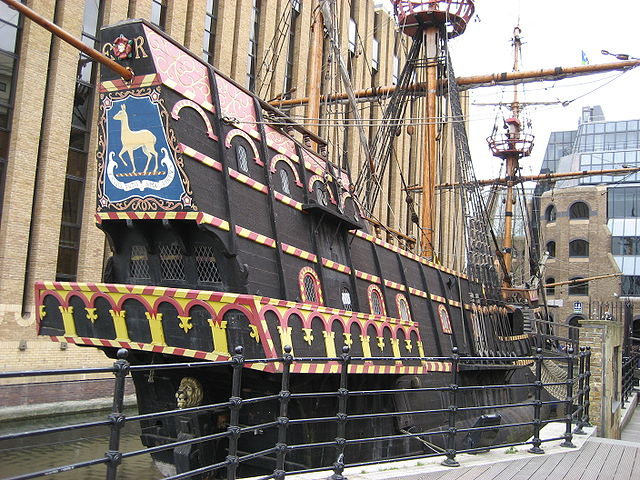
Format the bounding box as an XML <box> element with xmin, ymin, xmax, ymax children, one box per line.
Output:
<box><xmin>538</xmin><ymin>106</ymin><xmax>640</xmax><ymax>335</ymax></box>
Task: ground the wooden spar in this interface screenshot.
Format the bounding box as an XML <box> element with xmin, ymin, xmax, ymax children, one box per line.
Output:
<box><xmin>406</xmin><ymin>166</ymin><xmax>640</xmax><ymax>191</ymax></box>
<box><xmin>420</xmin><ymin>25</ymin><xmax>439</xmax><ymax>256</ymax></box>
<box><xmin>306</xmin><ymin>1</ymin><xmax>324</xmax><ymax>144</ymax></box>
<box><xmin>270</xmin><ymin>59</ymin><xmax>640</xmax><ymax>108</ymax></box>
<box><xmin>499</xmin><ymin>26</ymin><xmax>524</xmax><ymax>285</ymax></box>
<box><xmin>544</xmin><ymin>273</ymin><xmax>621</xmax><ymax>288</ymax></box>
<box><xmin>1</xmin><ymin>0</ymin><xmax>133</xmax><ymax>81</ymax></box>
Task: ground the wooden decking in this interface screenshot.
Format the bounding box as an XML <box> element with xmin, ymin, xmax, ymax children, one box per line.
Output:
<box><xmin>399</xmin><ymin>437</ymin><xmax>638</xmax><ymax>480</ymax></box>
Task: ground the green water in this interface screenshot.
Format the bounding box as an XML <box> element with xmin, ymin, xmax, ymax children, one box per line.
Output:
<box><xmin>0</xmin><ymin>410</ymin><xmax>162</xmax><ymax>479</ymax></box>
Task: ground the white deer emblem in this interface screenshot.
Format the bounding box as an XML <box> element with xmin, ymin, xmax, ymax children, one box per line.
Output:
<box><xmin>113</xmin><ymin>104</ymin><xmax>159</xmax><ymax>173</ymax></box>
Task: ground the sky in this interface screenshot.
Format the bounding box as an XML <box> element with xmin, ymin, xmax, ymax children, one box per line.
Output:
<box><xmin>436</xmin><ymin>0</ymin><xmax>640</xmax><ymax>180</ymax></box>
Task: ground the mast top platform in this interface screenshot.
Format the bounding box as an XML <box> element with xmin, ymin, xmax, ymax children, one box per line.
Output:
<box><xmin>392</xmin><ymin>0</ymin><xmax>475</xmax><ymax>37</ymax></box>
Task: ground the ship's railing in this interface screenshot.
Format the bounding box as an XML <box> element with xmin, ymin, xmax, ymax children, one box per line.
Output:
<box><xmin>1</xmin><ymin>347</ymin><xmax>592</xmax><ymax>480</ymax></box>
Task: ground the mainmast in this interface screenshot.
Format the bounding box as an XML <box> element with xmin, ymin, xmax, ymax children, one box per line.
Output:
<box><xmin>487</xmin><ymin>26</ymin><xmax>534</xmax><ymax>287</ymax></box>
<box><xmin>393</xmin><ymin>0</ymin><xmax>474</xmax><ymax>256</ymax></box>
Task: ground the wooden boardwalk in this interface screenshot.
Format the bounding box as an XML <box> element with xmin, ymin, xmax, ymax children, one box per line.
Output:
<box><xmin>395</xmin><ymin>437</ymin><xmax>639</xmax><ymax>480</ymax></box>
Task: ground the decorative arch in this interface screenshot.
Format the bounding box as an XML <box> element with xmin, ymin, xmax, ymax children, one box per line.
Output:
<box><xmin>307</xmin><ymin>175</ymin><xmax>336</xmax><ymax>204</ymax></box>
<box><xmin>171</xmin><ymin>99</ymin><xmax>217</xmax><ymax>140</ymax></box>
<box><xmin>395</xmin><ymin>294</ymin><xmax>411</xmax><ymax>322</ymax></box>
<box><xmin>270</xmin><ymin>154</ymin><xmax>303</xmax><ymax>187</ymax></box>
<box><xmin>367</xmin><ymin>284</ymin><xmax>387</xmax><ymax>316</ymax></box>
<box><xmin>299</xmin><ymin>267</ymin><xmax>323</xmax><ymax>305</ymax></box>
<box><xmin>224</xmin><ymin>129</ymin><xmax>262</xmax><ymax>166</ymax></box>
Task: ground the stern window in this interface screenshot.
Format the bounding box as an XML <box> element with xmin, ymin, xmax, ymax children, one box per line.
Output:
<box><xmin>195</xmin><ymin>244</ymin><xmax>222</xmax><ymax>284</ymax></box>
<box><xmin>160</xmin><ymin>243</ymin><xmax>185</xmax><ymax>281</ymax></box>
<box><xmin>129</xmin><ymin>245</ymin><xmax>150</xmax><ymax>280</ymax></box>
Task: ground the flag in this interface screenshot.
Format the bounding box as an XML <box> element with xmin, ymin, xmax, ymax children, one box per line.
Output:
<box><xmin>581</xmin><ymin>50</ymin><xmax>589</xmax><ymax>65</ymax></box>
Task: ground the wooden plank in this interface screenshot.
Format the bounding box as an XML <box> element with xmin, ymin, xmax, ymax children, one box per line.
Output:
<box><xmin>469</xmin><ymin>461</ymin><xmax>516</xmax><ymax>480</ymax></box>
<box><xmin>594</xmin><ymin>443</ymin><xmax>625</xmax><ymax>480</ymax></box>
<box><xmin>562</xmin><ymin>442</ymin><xmax>609</xmax><ymax>480</ymax></box>
<box><xmin>536</xmin><ymin>441</ymin><xmax>598</xmax><ymax>480</ymax></box>
<box><xmin>612</xmin><ymin>445</ymin><xmax>638</xmax><ymax>480</ymax></box>
<box><xmin>490</xmin><ymin>457</ymin><xmax>537</xmax><ymax>480</ymax></box>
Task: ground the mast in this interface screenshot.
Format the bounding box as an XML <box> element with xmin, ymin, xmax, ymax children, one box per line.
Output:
<box><xmin>393</xmin><ymin>0</ymin><xmax>475</xmax><ymax>256</ymax></box>
<box><xmin>487</xmin><ymin>26</ymin><xmax>534</xmax><ymax>287</ymax></box>
<box><xmin>306</xmin><ymin>1</ymin><xmax>324</xmax><ymax>145</ymax></box>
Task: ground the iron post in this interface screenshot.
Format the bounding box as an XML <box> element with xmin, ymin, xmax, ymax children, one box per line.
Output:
<box><xmin>274</xmin><ymin>345</ymin><xmax>293</xmax><ymax>480</ymax></box>
<box><xmin>528</xmin><ymin>347</ymin><xmax>544</xmax><ymax>454</ymax></box>
<box><xmin>331</xmin><ymin>346</ymin><xmax>351</xmax><ymax>480</ymax></box>
<box><xmin>560</xmin><ymin>347</ymin><xmax>576</xmax><ymax>448</ymax></box>
<box><xmin>226</xmin><ymin>345</ymin><xmax>245</xmax><ymax>480</ymax></box>
<box><xmin>442</xmin><ymin>347</ymin><xmax>460</xmax><ymax>467</ymax></box>
<box><xmin>106</xmin><ymin>348</ymin><xmax>130</xmax><ymax>480</ymax></box>
<box><xmin>573</xmin><ymin>346</ymin><xmax>586</xmax><ymax>435</ymax></box>
<box><xmin>582</xmin><ymin>346</ymin><xmax>592</xmax><ymax>427</ymax></box>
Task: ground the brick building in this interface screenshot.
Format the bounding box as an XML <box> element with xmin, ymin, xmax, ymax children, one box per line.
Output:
<box><xmin>0</xmin><ymin>0</ymin><xmax>469</xmax><ymax>393</ymax></box>
<box><xmin>538</xmin><ymin>106</ymin><xmax>640</xmax><ymax>337</ymax></box>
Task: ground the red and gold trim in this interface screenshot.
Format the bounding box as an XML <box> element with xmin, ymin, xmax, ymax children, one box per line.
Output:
<box><xmin>100</xmin><ymin>74</ymin><xmax>160</xmax><ymax>92</ymax></box>
<box><xmin>228</xmin><ymin>167</ymin><xmax>269</xmax><ymax>194</ymax></box>
<box><xmin>270</xmin><ymin>155</ymin><xmax>303</xmax><ymax>187</ymax></box>
<box><xmin>354</xmin><ymin>269</ymin><xmax>381</xmax><ymax>284</ymax></box>
<box><xmin>408</xmin><ymin>287</ymin><xmax>428</xmax><ymax>299</ymax></box>
<box><xmin>281</xmin><ymin>243</ymin><xmax>317</xmax><ymax>263</ymax></box>
<box><xmin>36</xmin><ymin>282</ymin><xmax>433</xmax><ymax>375</ymax></box>
<box><xmin>235</xmin><ymin>225</ymin><xmax>276</xmax><ymax>248</ymax></box>
<box><xmin>95</xmin><ymin>211</ymin><xmax>230</xmax><ymax>231</ymax></box>
<box><xmin>321</xmin><ymin>258</ymin><xmax>351</xmax><ymax>274</ymax></box>
<box><xmin>180</xmin><ymin>143</ymin><xmax>222</xmax><ymax>171</ymax></box>
<box><xmin>273</xmin><ymin>191</ymin><xmax>303</xmax><ymax>211</ymax></box>
<box><xmin>384</xmin><ymin>279</ymin><xmax>406</xmax><ymax>292</ymax></box>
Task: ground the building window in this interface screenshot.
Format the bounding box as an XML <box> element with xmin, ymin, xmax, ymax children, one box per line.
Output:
<box><xmin>546</xmin><ymin>240</ymin><xmax>556</xmax><ymax>258</ymax></box>
<box><xmin>299</xmin><ymin>267</ymin><xmax>322</xmax><ymax>304</ymax></box>
<box><xmin>568</xmin><ymin>277</ymin><xmax>588</xmax><ymax>296</ymax></box>
<box><xmin>367</xmin><ymin>284</ymin><xmax>386</xmax><ymax>316</ymax></box>
<box><xmin>151</xmin><ymin>0</ymin><xmax>167</xmax><ymax>30</ymax></box>
<box><xmin>569</xmin><ymin>239</ymin><xmax>589</xmax><ymax>257</ymax></box>
<box><xmin>396</xmin><ymin>294</ymin><xmax>411</xmax><ymax>322</ymax></box>
<box><xmin>0</xmin><ymin>2</ymin><xmax>22</xmax><ymax>223</ymax></box>
<box><xmin>545</xmin><ymin>277</ymin><xmax>555</xmax><ymax>296</ymax></box>
<box><xmin>56</xmin><ymin>1</ymin><xmax>103</xmax><ymax>281</ymax></box>
<box><xmin>283</xmin><ymin>0</ymin><xmax>300</xmax><ymax>97</ymax></box>
<box><xmin>348</xmin><ymin>18</ymin><xmax>357</xmax><ymax>53</ymax></box>
<box><xmin>202</xmin><ymin>0</ymin><xmax>219</xmax><ymax>64</ymax></box>
<box><xmin>236</xmin><ymin>144</ymin><xmax>249</xmax><ymax>173</ymax></box>
<box><xmin>612</xmin><ymin>236</ymin><xmax>640</xmax><ymax>256</ymax></box>
<box><xmin>246</xmin><ymin>0</ymin><xmax>261</xmax><ymax>91</ymax></box>
<box><xmin>569</xmin><ymin>201</ymin><xmax>589</xmax><ymax>219</ymax></box>
<box><xmin>545</xmin><ymin>204</ymin><xmax>557</xmax><ymax>222</ymax></box>
<box><xmin>279</xmin><ymin>168</ymin><xmax>290</xmax><ymax>195</ymax></box>
<box><xmin>622</xmin><ymin>276</ymin><xmax>640</xmax><ymax>297</ymax></box>
<box><xmin>341</xmin><ymin>286</ymin><xmax>352</xmax><ymax>311</ymax></box>
<box><xmin>608</xmin><ymin>186</ymin><xmax>640</xmax><ymax>218</ymax></box>
<box><xmin>372</xmin><ymin>36</ymin><xmax>379</xmax><ymax>73</ymax></box>
<box><xmin>392</xmin><ymin>54</ymin><xmax>399</xmax><ymax>85</ymax></box>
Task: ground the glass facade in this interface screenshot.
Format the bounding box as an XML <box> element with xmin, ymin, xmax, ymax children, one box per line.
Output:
<box><xmin>0</xmin><ymin>2</ymin><xmax>22</xmax><ymax>223</ymax></box>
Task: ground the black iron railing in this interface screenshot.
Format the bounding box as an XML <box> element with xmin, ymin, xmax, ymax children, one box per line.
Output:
<box><xmin>1</xmin><ymin>346</ymin><xmax>592</xmax><ymax>480</ymax></box>
<box><xmin>622</xmin><ymin>349</ymin><xmax>639</xmax><ymax>408</ymax></box>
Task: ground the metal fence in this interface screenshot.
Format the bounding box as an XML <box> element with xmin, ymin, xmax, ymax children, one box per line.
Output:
<box><xmin>622</xmin><ymin>349</ymin><xmax>640</xmax><ymax>408</ymax></box>
<box><xmin>0</xmin><ymin>346</ymin><xmax>592</xmax><ymax>480</ymax></box>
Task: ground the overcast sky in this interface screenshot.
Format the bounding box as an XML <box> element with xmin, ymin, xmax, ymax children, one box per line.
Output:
<box><xmin>437</xmin><ymin>0</ymin><xmax>640</xmax><ymax>179</ymax></box>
